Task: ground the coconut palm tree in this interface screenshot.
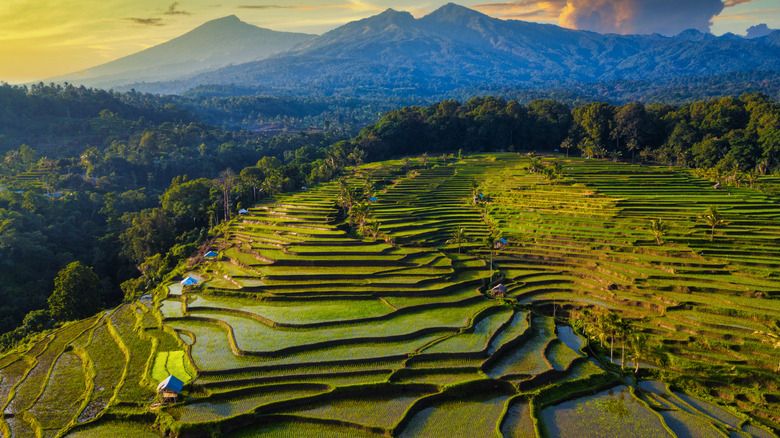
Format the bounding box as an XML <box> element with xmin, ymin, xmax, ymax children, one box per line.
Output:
<box><xmin>698</xmin><ymin>205</ymin><xmax>728</xmax><ymax>241</ymax></box>
<box><xmin>446</xmin><ymin>227</ymin><xmax>470</xmax><ymax>253</ymax></box>
<box><xmin>628</xmin><ymin>332</ymin><xmax>649</xmax><ymax>374</ymax></box>
<box><xmin>753</xmin><ymin>323</ymin><xmax>780</xmax><ymax>372</ymax></box>
<box><xmin>348</xmin><ymin>202</ymin><xmax>371</xmax><ymax>234</ymax></box>
<box><xmin>607</xmin><ymin>312</ymin><xmax>621</xmax><ymax>363</ymax></box>
<box><xmin>745</xmin><ymin>169</ymin><xmax>758</xmax><ymax>189</ymax></box>
<box><xmin>366</xmin><ymin>221</ymin><xmax>381</xmax><ymax>242</ymax></box>
<box><xmin>647</xmin><ymin>218</ymin><xmax>669</xmax><ymax>245</ymax></box>
<box><xmin>615</xmin><ymin>318</ymin><xmax>632</xmax><ymax>371</ymax></box>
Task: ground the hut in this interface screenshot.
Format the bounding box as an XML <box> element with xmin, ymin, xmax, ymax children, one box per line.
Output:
<box><xmin>490</xmin><ymin>284</ymin><xmax>508</xmax><ymax>298</ymax></box>
<box><xmin>238</xmin><ymin>208</ymin><xmax>249</xmax><ymax>214</ymax></box>
<box><xmin>180</xmin><ymin>276</ymin><xmax>198</xmax><ymax>286</ymax></box>
<box><xmin>157</xmin><ymin>375</ymin><xmax>184</xmax><ymax>404</ymax></box>
<box><xmin>368</xmin><ymin>196</ymin><xmax>378</xmax><ymax>202</ymax></box>
<box><xmin>204</xmin><ymin>251</ymin><xmax>219</xmax><ymax>258</ymax></box>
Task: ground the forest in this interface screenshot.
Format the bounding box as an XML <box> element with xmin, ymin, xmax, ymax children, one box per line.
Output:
<box><xmin>0</xmin><ymin>82</ymin><xmax>778</xmax><ymax>349</ymax></box>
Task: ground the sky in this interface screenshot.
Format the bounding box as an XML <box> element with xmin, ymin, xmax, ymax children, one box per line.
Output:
<box><xmin>1</xmin><ymin>0</ymin><xmax>779</xmax><ymax>84</ymax></box>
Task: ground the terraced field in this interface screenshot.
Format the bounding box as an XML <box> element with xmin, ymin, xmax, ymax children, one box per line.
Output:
<box><xmin>0</xmin><ymin>154</ymin><xmax>778</xmax><ymax>437</ymax></box>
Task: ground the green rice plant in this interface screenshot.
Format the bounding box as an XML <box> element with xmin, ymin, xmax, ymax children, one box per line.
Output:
<box><xmin>63</xmin><ymin>420</ymin><xmax>160</xmax><ymax>437</ymax></box>
<box><xmin>285</xmin><ymin>388</ymin><xmax>436</xmax><ymax>429</ymax></box>
<box><xmin>500</xmin><ymin>398</ymin><xmax>536</xmax><ymax>438</ymax></box>
<box><xmin>28</xmin><ymin>351</ymin><xmax>87</xmax><ymax>432</ymax></box>
<box><xmin>172</xmin><ymin>385</ymin><xmax>329</xmax><ymax>423</ymax></box>
<box><xmin>540</xmin><ymin>386</ymin><xmax>673</xmax><ymax>438</ymax></box>
<box><xmin>391</xmin><ymin>369</ymin><xmax>484</xmax><ymax>386</ymax></box>
<box><xmin>188</xmin><ymin>295</ymin><xmax>394</xmax><ymax>325</ymax></box>
<box><xmin>423</xmin><ymin>308</ymin><xmax>512</xmax><ymax>354</ymax></box>
<box><xmin>83</xmin><ymin>322</ymin><xmax>127</xmax><ymax>406</ymax></box>
<box><xmin>189</xmin><ymin>300</ymin><xmax>488</xmax><ymax>354</ymax></box>
<box><xmin>488</xmin><ymin>312</ymin><xmax>529</xmax><ymax>354</ymax></box>
<box><xmin>485</xmin><ymin>316</ymin><xmax>556</xmax><ymax>378</ymax></box>
<box><xmin>658</xmin><ymin>410</ymin><xmax>724</xmax><ymax>438</ymax></box>
<box><xmin>672</xmin><ymin>392</ymin><xmax>743</xmax><ymax>429</ymax></box>
<box><xmin>151</xmin><ymin>351</ymin><xmax>192</xmax><ymax>384</ymax></box>
<box><xmin>399</xmin><ymin>394</ymin><xmax>512</xmax><ymax>438</ymax></box>
<box><xmin>230</xmin><ymin>417</ymin><xmax>379</xmax><ymax>438</ymax></box>
<box><xmin>546</xmin><ymin>340</ymin><xmax>581</xmax><ymax>371</ymax></box>
<box><xmin>159</xmin><ymin>299</ymin><xmax>185</xmax><ymax>319</ymax></box>
<box><xmin>7</xmin><ymin>317</ymin><xmax>96</xmax><ymax>412</ymax></box>
<box><xmin>109</xmin><ymin>306</ymin><xmax>155</xmax><ymax>402</ymax></box>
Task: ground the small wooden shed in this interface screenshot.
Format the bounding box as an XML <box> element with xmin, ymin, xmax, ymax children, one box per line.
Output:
<box><xmin>157</xmin><ymin>375</ymin><xmax>184</xmax><ymax>404</ymax></box>
<box><xmin>490</xmin><ymin>284</ymin><xmax>508</xmax><ymax>298</ymax></box>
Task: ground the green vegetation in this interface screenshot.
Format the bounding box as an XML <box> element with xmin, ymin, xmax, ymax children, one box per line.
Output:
<box><xmin>1</xmin><ymin>87</ymin><xmax>779</xmax><ymax>436</ymax></box>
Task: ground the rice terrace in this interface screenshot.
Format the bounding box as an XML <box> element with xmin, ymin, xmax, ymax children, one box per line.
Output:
<box><xmin>0</xmin><ymin>152</ymin><xmax>776</xmax><ymax>437</ymax></box>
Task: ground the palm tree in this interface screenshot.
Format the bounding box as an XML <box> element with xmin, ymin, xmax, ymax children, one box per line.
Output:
<box><xmin>588</xmin><ymin>313</ymin><xmax>610</xmax><ymax>350</ymax></box>
<box><xmin>366</xmin><ymin>221</ymin><xmax>381</xmax><ymax>242</ymax></box>
<box><xmin>628</xmin><ymin>332</ymin><xmax>649</xmax><ymax>374</ymax></box>
<box><xmin>647</xmin><ymin>218</ymin><xmax>669</xmax><ymax>245</ymax></box>
<box><xmin>348</xmin><ymin>202</ymin><xmax>371</xmax><ymax>234</ymax></box>
<box><xmin>607</xmin><ymin>312</ymin><xmax>621</xmax><ymax>363</ymax></box>
<box><xmin>753</xmin><ymin>323</ymin><xmax>780</xmax><ymax>372</ymax></box>
<box><xmin>615</xmin><ymin>318</ymin><xmax>632</xmax><ymax>371</ymax></box>
<box><xmin>745</xmin><ymin>169</ymin><xmax>758</xmax><ymax>189</ymax></box>
<box><xmin>698</xmin><ymin>205</ymin><xmax>728</xmax><ymax>241</ymax></box>
<box><xmin>447</xmin><ymin>227</ymin><xmax>470</xmax><ymax>253</ymax></box>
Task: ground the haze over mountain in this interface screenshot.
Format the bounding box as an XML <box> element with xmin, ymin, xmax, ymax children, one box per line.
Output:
<box><xmin>47</xmin><ymin>15</ymin><xmax>314</xmax><ymax>88</ymax></box>
<box><xmin>55</xmin><ymin>3</ymin><xmax>780</xmax><ymax>98</ymax></box>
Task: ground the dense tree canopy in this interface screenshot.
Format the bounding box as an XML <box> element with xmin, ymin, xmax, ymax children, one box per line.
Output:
<box><xmin>48</xmin><ymin>261</ymin><xmax>103</xmax><ymax>322</ymax></box>
<box><xmin>0</xmin><ymin>83</ymin><xmax>778</xmax><ymax>350</ymax></box>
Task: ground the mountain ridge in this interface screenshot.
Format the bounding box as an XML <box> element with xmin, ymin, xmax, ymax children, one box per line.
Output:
<box><xmin>52</xmin><ymin>4</ymin><xmax>780</xmax><ymax>97</ymax></box>
<box><xmin>47</xmin><ymin>16</ymin><xmax>315</xmax><ymax>88</ymax></box>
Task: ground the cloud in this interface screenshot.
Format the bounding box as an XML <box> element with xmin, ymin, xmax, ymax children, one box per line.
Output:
<box><xmin>237</xmin><ymin>4</ymin><xmax>297</xmax><ymax>8</ymax></box>
<box><xmin>473</xmin><ymin>1</ymin><xmax>566</xmax><ymax>21</ymax></box>
<box><xmin>164</xmin><ymin>2</ymin><xmax>191</xmax><ymax>15</ymax></box>
<box><xmin>237</xmin><ymin>3</ymin><xmax>382</xmax><ymax>11</ymax></box>
<box><xmin>125</xmin><ymin>17</ymin><xmax>165</xmax><ymax>26</ymax></box>
<box><xmin>746</xmin><ymin>23</ymin><xmax>777</xmax><ymax>38</ymax></box>
<box><xmin>557</xmin><ymin>0</ymin><xmax>724</xmax><ymax>35</ymax></box>
<box><xmin>723</xmin><ymin>0</ymin><xmax>759</xmax><ymax>7</ymax></box>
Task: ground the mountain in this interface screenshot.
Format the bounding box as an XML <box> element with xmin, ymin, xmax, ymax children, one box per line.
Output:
<box><xmin>67</xmin><ymin>4</ymin><xmax>780</xmax><ymax>97</ymax></box>
<box><xmin>48</xmin><ymin>15</ymin><xmax>315</xmax><ymax>88</ymax></box>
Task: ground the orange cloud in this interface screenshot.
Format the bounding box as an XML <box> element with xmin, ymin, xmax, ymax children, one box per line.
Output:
<box><xmin>472</xmin><ymin>1</ymin><xmax>565</xmax><ymax>21</ymax></box>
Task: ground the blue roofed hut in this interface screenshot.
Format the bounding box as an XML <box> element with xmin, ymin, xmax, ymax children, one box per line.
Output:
<box><xmin>157</xmin><ymin>375</ymin><xmax>184</xmax><ymax>403</ymax></box>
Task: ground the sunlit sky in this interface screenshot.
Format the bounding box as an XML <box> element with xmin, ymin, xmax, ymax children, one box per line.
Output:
<box><xmin>1</xmin><ymin>0</ymin><xmax>779</xmax><ymax>84</ymax></box>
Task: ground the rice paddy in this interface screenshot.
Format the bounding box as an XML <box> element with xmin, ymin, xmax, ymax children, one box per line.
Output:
<box><xmin>0</xmin><ymin>154</ymin><xmax>778</xmax><ymax>437</ymax></box>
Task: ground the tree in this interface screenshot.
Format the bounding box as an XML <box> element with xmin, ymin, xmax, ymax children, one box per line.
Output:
<box><xmin>447</xmin><ymin>227</ymin><xmax>470</xmax><ymax>253</ymax></box>
<box><xmin>628</xmin><ymin>332</ymin><xmax>649</xmax><ymax>374</ymax></box>
<box><xmin>348</xmin><ymin>202</ymin><xmax>371</xmax><ymax>235</ymax></box>
<box><xmin>607</xmin><ymin>312</ymin><xmax>621</xmax><ymax>363</ymax></box>
<box><xmin>647</xmin><ymin>218</ymin><xmax>669</xmax><ymax>245</ymax></box>
<box><xmin>366</xmin><ymin>221</ymin><xmax>381</xmax><ymax>242</ymax></box>
<box><xmin>698</xmin><ymin>205</ymin><xmax>728</xmax><ymax>241</ymax></box>
<box><xmin>560</xmin><ymin>137</ymin><xmax>574</xmax><ymax>157</ymax></box>
<box><xmin>48</xmin><ymin>261</ymin><xmax>103</xmax><ymax>321</ymax></box>
<box><xmin>215</xmin><ymin>169</ymin><xmax>236</xmax><ymax>223</ymax></box>
<box><xmin>615</xmin><ymin>318</ymin><xmax>632</xmax><ymax>370</ymax></box>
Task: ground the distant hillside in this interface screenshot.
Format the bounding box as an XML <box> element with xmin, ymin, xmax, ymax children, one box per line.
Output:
<box><xmin>123</xmin><ymin>3</ymin><xmax>780</xmax><ymax>97</ymax></box>
<box><xmin>48</xmin><ymin>15</ymin><xmax>315</xmax><ymax>88</ymax></box>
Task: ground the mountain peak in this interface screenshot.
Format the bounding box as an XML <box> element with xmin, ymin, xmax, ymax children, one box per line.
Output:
<box><xmin>675</xmin><ymin>28</ymin><xmax>714</xmax><ymax>41</ymax></box>
<box><xmin>425</xmin><ymin>3</ymin><xmax>488</xmax><ymax>21</ymax></box>
<box><xmin>373</xmin><ymin>8</ymin><xmax>415</xmax><ymax>22</ymax></box>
